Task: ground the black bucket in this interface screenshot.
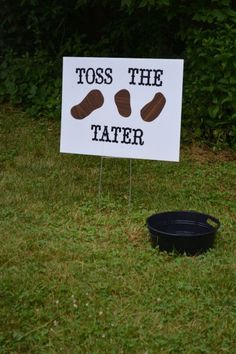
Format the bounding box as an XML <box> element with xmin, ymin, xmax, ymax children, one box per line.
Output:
<box><xmin>147</xmin><ymin>211</ymin><xmax>220</xmax><ymax>256</ymax></box>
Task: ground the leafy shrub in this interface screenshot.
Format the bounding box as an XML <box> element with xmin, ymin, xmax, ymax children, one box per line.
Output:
<box><xmin>0</xmin><ymin>51</ymin><xmax>61</xmax><ymax>118</ymax></box>
<box><xmin>183</xmin><ymin>21</ymin><xmax>236</xmax><ymax>148</ymax></box>
<box><xmin>0</xmin><ymin>0</ymin><xmax>235</xmax><ymax>148</ymax></box>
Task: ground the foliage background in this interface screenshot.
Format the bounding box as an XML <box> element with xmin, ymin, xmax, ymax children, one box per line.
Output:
<box><xmin>0</xmin><ymin>0</ymin><xmax>236</xmax><ymax>148</ymax></box>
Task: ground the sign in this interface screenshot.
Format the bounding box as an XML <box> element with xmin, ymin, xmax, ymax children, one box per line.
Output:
<box><xmin>60</xmin><ymin>57</ymin><xmax>184</xmax><ymax>161</ymax></box>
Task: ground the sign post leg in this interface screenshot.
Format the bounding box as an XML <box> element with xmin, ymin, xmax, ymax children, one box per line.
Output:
<box><xmin>98</xmin><ymin>156</ymin><xmax>104</xmax><ymax>208</ymax></box>
<box><xmin>129</xmin><ymin>159</ymin><xmax>132</xmax><ymax>209</ymax></box>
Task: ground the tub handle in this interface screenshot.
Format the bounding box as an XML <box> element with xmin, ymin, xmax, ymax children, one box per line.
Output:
<box><xmin>205</xmin><ymin>215</ymin><xmax>220</xmax><ymax>230</ymax></box>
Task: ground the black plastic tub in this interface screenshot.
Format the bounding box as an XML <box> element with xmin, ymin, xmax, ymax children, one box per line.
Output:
<box><xmin>147</xmin><ymin>211</ymin><xmax>220</xmax><ymax>256</ymax></box>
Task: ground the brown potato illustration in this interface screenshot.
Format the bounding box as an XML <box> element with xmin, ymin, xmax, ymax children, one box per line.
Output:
<box><xmin>114</xmin><ymin>89</ymin><xmax>131</xmax><ymax>117</ymax></box>
<box><xmin>141</xmin><ymin>92</ymin><xmax>166</xmax><ymax>122</ymax></box>
<box><xmin>71</xmin><ymin>89</ymin><xmax>104</xmax><ymax>119</ymax></box>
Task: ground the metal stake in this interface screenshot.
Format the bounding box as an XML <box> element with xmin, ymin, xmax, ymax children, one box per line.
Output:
<box><xmin>98</xmin><ymin>156</ymin><xmax>104</xmax><ymax>208</ymax></box>
<box><xmin>128</xmin><ymin>159</ymin><xmax>132</xmax><ymax>209</ymax></box>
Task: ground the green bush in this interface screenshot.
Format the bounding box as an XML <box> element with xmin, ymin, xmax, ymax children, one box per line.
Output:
<box><xmin>0</xmin><ymin>51</ymin><xmax>61</xmax><ymax>118</ymax></box>
<box><xmin>0</xmin><ymin>0</ymin><xmax>235</xmax><ymax>148</ymax></box>
<box><xmin>183</xmin><ymin>12</ymin><xmax>236</xmax><ymax>149</ymax></box>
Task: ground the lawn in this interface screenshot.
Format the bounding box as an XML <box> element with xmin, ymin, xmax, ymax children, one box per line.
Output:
<box><xmin>0</xmin><ymin>106</ymin><xmax>236</xmax><ymax>353</ymax></box>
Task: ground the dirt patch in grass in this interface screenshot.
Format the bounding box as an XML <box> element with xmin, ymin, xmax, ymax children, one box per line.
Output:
<box><xmin>182</xmin><ymin>143</ymin><xmax>236</xmax><ymax>163</ymax></box>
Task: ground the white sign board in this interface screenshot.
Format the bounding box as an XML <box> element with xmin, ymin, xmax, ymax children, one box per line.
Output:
<box><xmin>60</xmin><ymin>57</ymin><xmax>184</xmax><ymax>161</ymax></box>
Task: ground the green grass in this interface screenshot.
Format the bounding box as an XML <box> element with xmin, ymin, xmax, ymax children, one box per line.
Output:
<box><xmin>0</xmin><ymin>106</ymin><xmax>236</xmax><ymax>354</ymax></box>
